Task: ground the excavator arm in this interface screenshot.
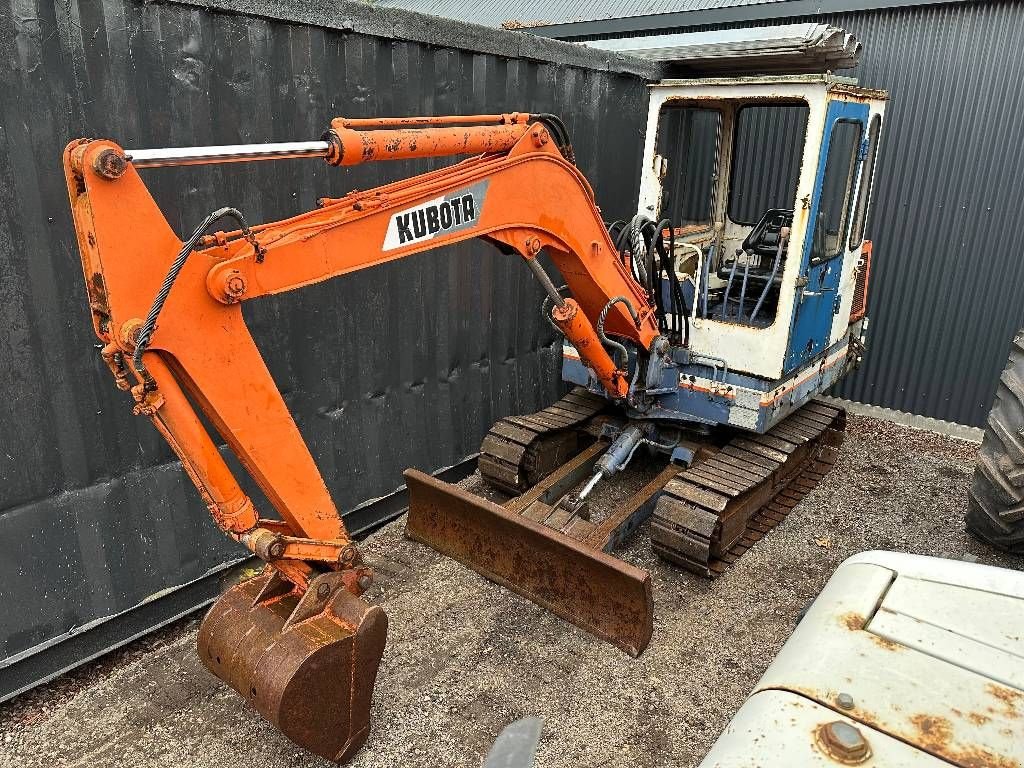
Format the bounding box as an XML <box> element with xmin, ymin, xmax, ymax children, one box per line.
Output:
<box><xmin>64</xmin><ymin>114</ymin><xmax>661</xmax><ymax>763</ymax></box>
<box><xmin>66</xmin><ymin>115</ymin><xmax>658</xmax><ymax>573</ymax></box>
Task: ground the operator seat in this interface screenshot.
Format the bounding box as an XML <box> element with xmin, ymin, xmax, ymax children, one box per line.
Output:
<box><xmin>717</xmin><ymin>208</ymin><xmax>793</xmax><ymax>284</ymax></box>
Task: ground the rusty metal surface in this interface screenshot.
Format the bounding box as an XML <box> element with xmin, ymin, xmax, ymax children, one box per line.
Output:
<box><xmin>699</xmin><ymin>689</ymin><xmax>947</xmax><ymax>767</ymax></box>
<box><xmin>404</xmin><ymin>469</ymin><xmax>653</xmax><ymax>656</ymax></box>
<box><xmin>197</xmin><ymin>570</ymin><xmax>387</xmax><ymax>762</ymax></box>
<box><xmin>588</xmin><ymin>462</ymin><xmax>680</xmax><ymax>551</ymax></box>
<box><xmin>0</xmin><ymin>0</ymin><xmax>647</xmax><ymax>691</ymax></box>
<box><xmin>748</xmin><ymin>553</ymin><xmax>1024</xmax><ymax>768</ymax></box>
<box><xmin>327</xmin><ymin>120</ymin><xmax>531</xmax><ymax>166</ymax></box>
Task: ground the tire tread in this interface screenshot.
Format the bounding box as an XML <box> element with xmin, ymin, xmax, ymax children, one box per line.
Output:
<box><xmin>967</xmin><ymin>330</ymin><xmax>1024</xmax><ymax>552</ymax></box>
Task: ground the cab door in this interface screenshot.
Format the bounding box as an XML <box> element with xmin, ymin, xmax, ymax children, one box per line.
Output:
<box><xmin>785</xmin><ymin>100</ymin><xmax>869</xmax><ymax>372</ymax></box>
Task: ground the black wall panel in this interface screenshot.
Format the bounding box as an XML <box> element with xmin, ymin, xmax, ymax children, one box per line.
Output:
<box><xmin>0</xmin><ymin>0</ymin><xmax>649</xmax><ymax>690</ymax></box>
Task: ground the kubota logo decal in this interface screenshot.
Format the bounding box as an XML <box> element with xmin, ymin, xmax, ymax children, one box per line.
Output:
<box><xmin>382</xmin><ymin>181</ymin><xmax>488</xmax><ymax>251</ymax></box>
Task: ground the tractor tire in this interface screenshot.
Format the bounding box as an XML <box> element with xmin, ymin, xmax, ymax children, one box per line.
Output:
<box><xmin>966</xmin><ymin>329</ymin><xmax>1024</xmax><ymax>553</ymax></box>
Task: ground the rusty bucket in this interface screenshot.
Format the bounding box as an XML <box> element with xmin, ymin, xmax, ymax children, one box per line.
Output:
<box><xmin>197</xmin><ymin>569</ymin><xmax>387</xmax><ymax>763</ymax></box>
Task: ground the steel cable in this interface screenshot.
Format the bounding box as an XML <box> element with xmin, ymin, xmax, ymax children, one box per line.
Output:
<box><xmin>133</xmin><ymin>207</ymin><xmax>260</xmax><ymax>387</ymax></box>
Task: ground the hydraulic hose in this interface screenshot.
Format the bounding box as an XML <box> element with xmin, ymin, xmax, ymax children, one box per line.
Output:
<box><xmin>654</xmin><ymin>218</ymin><xmax>690</xmax><ymax>347</ymax></box>
<box><xmin>528</xmin><ymin>113</ymin><xmax>575</xmax><ymax>164</ymax></box>
<box><xmin>628</xmin><ymin>215</ymin><xmax>651</xmax><ymax>290</ymax></box>
<box><xmin>596</xmin><ymin>296</ymin><xmax>639</xmax><ymax>369</ymax></box>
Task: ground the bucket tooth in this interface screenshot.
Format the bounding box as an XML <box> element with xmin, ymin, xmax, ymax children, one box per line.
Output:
<box><xmin>404</xmin><ymin>469</ymin><xmax>653</xmax><ymax>657</ymax></box>
<box><xmin>198</xmin><ymin>570</ymin><xmax>387</xmax><ymax>763</ymax></box>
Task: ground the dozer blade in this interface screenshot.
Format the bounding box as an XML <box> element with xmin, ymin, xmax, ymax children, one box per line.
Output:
<box><xmin>197</xmin><ymin>569</ymin><xmax>387</xmax><ymax>763</ymax></box>
<box><xmin>404</xmin><ymin>469</ymin><xmax>653</xmax><ymax>657</ymax></box>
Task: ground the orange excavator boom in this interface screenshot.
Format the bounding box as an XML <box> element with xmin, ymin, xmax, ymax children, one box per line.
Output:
<box><xmin>64</xmin><ymin>114</ymin><xmax>660</xmax><ymax>762</ymax></box>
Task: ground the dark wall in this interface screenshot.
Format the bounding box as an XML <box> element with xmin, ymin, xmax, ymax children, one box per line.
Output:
<box><xmin>0</xmin><ymin>0</ymin><xmax>650</xmax><ymax>678</ymax></box>
<box><xmin>824</xmin><ymin>1</ymin><xmax>1024</xmax><ymax>427</ymax></box>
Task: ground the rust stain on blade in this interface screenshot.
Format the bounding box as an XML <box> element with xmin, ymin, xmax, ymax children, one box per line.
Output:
<box><xmin>403</xmin><ymin>469</ymin><xmax>653</xmax><ymax>657</ymax></box>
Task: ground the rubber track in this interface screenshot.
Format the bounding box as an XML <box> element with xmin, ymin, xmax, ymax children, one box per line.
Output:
<box><xmin>651</xmin><ymin>400</ymin><xmax>847</xmax><ymax>576</ymax></box>
<box><xmin>478</xmin><ymin>387</ymin><xmax>608</xmax><ymax>495</ymax></box>
<box><xmin>966</xmin><ymin>330</ymin><xmax>1024</xmax><ymax>552</ymax></box>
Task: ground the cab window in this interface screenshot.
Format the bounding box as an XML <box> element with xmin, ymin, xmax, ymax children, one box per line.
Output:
<box><xmin>849</xmin><ymin>114</ymin><xmax>881</xmax><ymax>249</ymax></box>
<box><xmin>812</xmin><ymin>118</ymin><xmax>863</xmax><ymax>263</ymax></box>
<box><xmin>728</xmin><ymin>103</ymin><xmax>809</xmax><ymax>225</ymax></box>
<box><xmin>655</xmin><ymin>105</ymin><xmax>721</xmax><ymax>229</ymax></box>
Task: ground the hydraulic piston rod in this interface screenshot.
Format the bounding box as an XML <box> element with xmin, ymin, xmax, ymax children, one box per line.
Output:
<box><xmin>126</xmin><ymin>141</ymin><xmax>331</xmax><ymax>168</ymax></box>
<box><xmin>123</xmin><ymin>114</ymin><xmax>532</xmax><ymax>169</ymax></box>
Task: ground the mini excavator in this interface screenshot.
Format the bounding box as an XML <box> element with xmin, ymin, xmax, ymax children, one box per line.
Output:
<box><xmin>65</xmin><ymin>75</ymin><xmax>885</xmax><ymax>763</ymax></box>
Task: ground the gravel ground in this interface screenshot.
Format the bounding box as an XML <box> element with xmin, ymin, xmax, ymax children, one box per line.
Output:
<box><xmin>2</xmin><ymin>414</ymin><xmax>1021</xmax><ymax>768</ymax></box>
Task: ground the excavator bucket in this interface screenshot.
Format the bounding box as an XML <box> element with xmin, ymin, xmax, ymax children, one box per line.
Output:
<box><xmin>197</xmin><ymin>569</ymin><xmax>387</xmax><ymax>763</ymax></box>
<box><xmin>404</xmin><ymin>469</ymin><xmax>653</xmax><ymax>656</ymax></box>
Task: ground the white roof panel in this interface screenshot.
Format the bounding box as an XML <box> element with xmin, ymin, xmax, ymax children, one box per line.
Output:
<box><xmin>587</xmin><ymin>24</ymin><xmax>862</xmax><ymax>72</ymax></box>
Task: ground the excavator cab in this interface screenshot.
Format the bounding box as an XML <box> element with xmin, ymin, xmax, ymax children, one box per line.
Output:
<box><xmin>582</xmin><ymin>74</ymin><xmax>887</xmax><ymax>425</ymax></box>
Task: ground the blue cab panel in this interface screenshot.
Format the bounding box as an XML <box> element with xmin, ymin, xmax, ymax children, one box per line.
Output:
<box><xmin>784</xmin><ymin>99</ymin><xmax>870</xmax><ymax>373</ymax></box>
<box><xmin>561</xmin><ymin>335</ymin><xmax>857</xmax><ymax>435</ymax></box>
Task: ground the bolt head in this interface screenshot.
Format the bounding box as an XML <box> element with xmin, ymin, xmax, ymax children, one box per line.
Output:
<box><xmin>817</xmin><ymin>721</ymin><xmax>871</xmax><ymax>763</ymax></box>
<box><xmin>836</xmin><ymin>692</ymin><xmax>855</xmax><ymax>710</ymax></box>
<box><xmin>94</xmin><ymin>149</ymin><xmax>127</xmax><ymax>180</ymax></box>
<box><xmin>316</xmin><ymin>582</ymin><xmax>332</xmax><ymax>600</ymax></box>
<box><xmin>357</xmin><ymin>574</ymin><xmax>373</xmax><ymax>591</ymax></box>
<box><xmin>224</xmin><ymin>270</ymin><xmax>246</xmax><ymax>299</ymax></box>
<box><xmin>267</xmin><ymin>540</ymin><xmax>285</xmax><ymax>558</ymax></box>
<box><xmin>339</xmin><ymin>544</ymin><xmax>357</xmax><ymax>565</ymax></box>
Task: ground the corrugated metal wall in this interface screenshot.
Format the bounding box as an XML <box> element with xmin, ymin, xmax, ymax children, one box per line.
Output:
<box><xmin>728</xmin><ymin>103</ymin><xmax>808</xmax><ymax>224</ymax></box>
<box><xmin>825</xmin><ymin>1</ymin><xmax>1024</xmax><ymax>426</ymax></box>
<box><xmin>0</xmin><ymin>0</ymin><xmax>649</xmax><ymax>692</ymax></box>
<box><xmin>576</xmin><ymin>0</ymin><xmax>1024</xmax><ymax>426</ymax></box>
